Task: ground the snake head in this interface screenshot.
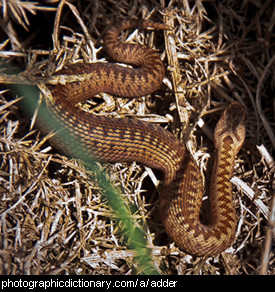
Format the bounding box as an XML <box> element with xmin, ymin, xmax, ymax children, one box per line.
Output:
<box><xmin>214</xmin><ymin>102</ymin><xmax>246</xmax><ymax>154</ymax></box>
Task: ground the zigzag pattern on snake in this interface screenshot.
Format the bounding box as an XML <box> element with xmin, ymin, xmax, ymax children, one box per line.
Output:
<box><xmin>41</xmin><ymin>19</ymin><xmax>245</xmax><ymax>256</ymax></box>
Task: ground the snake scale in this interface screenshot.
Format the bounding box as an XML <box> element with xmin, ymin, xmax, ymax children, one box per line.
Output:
<box><xmin>42</xmin><ymin>19</ymin><xmax>245</xmax><ymax>256</ymax></box>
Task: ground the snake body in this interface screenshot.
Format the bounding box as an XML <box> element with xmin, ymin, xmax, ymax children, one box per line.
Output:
<box><xmin>43</xmin><ymin>19</ymin><xmax>245</xmax><ymax>256</ymax></box>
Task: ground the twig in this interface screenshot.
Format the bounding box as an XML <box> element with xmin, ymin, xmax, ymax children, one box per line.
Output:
<box><xmin>163</xmin><ymin>11</ymin><xmax>190</xmax><ymax>126</ymax></box>
<box><xmin>231</xmin><ymin>176</ymin><xmax>269</xmax><ymax>220</ymax></box>
<box><xmin>255</xmin><ymin>54</ymin><xmax>275</xmax><ymax>149</ymax></box>
<box><xmin>259</xmin><ymin>193</ymin><xmax>275</xmax><ymax>274</ymax></box>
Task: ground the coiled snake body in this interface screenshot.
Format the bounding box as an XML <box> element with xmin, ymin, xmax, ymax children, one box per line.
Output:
<box><xmin>43</xmin><ymin>19</ymin><xmax>245</xmax><ymax>256</ymax></box>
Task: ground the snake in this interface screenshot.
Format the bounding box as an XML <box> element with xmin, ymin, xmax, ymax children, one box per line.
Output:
<box><xmin>40</xmin><ymin>19</ymin><xmax>245</xmax><ymax>256</ymax></box>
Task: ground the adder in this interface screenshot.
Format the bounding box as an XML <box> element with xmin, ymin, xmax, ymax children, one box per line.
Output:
<box><xmin>38</xmin><ymin>19</ymin><xmax>245</xmax><ymax>256</ymax></box>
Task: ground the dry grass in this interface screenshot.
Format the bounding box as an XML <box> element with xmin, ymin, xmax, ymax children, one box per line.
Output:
<box><xmin>0</xmin><ymin>0</ymin><xmax>274</xmax><ymax>274</ymax></box>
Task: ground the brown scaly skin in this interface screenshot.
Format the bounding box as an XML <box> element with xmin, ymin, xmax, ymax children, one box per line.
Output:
<box><xmin>41</xmin><ymin>19</ymin><xmax>245</xmax><ymax>256</ymax></box>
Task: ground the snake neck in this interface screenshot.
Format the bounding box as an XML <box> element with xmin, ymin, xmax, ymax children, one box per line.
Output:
<box><xmin>161</xmin><ymin>135</ymin><xmax>238</xmax><ymax>256</ymax></box>
<box><xmin>209</xmin><ymin>135</ymin><xmax>237</xmax><ymax>228</ymax></box>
